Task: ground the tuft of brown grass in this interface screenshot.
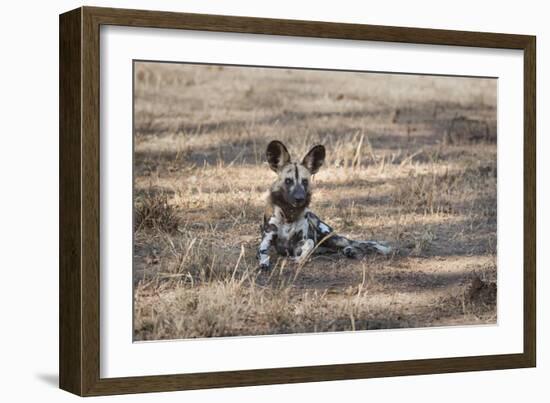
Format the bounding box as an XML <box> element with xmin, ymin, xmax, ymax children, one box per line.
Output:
<box><xmin>134</xmin><ymin>190</ymin><xmax>179</xmax><ymax>233</ymax></box>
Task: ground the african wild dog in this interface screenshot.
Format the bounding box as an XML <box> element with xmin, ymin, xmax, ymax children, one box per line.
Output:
<box><xmin>257</xmin><ymin>140</ymin><xmax>391</xmax><ymax>270</ymax></box>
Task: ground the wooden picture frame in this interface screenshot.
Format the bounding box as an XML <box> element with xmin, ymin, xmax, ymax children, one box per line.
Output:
<box><xmin>59</xmin><ymin>6</ymin><xmax>536</xmax><ymax>396</ymax></box>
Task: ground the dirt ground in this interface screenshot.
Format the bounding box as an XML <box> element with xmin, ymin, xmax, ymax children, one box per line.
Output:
<box><xmin>133</xmin><ymin>62</ymin><xmax>497</xmax><ymax>341</ymax></box>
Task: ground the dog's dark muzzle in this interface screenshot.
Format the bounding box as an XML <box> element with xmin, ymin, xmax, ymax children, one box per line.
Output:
<box><xmin>291</xmin><ymin>185</ymin><xmax>306</xmax><ymax>206</ymax></box>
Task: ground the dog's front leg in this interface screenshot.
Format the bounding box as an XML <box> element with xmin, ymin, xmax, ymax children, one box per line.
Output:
<box><xmin>293</xmin><ymin>239</ymin><xmax>314</xmax><ymax>264</ymax></box>
<box><xmin>258</xmin><ymin>227</ymin><xmax>277</xmax><ymax>270</ymax></box>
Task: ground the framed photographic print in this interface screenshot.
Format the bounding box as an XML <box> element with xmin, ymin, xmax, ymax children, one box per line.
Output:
<box><xmin>59</xmin><ymin>6</ymin><xmax>536</xmax><ymax>396</ymax></box>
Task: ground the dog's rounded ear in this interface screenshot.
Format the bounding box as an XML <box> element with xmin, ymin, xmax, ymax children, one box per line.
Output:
<box><xmin>266</xmin><ymin>141</ymin><xmax>291</xmax><ymax>172</ymax></box>
<box><xmin>302</xmin><ymin>145</ymin><xmax>326</xmax><ymax>174</ymax></box>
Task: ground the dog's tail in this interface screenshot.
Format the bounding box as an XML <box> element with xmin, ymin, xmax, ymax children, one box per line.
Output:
<box><xmin>355</xmin><ymin>240</ymin><xmax>392</xmax><ymax>255</ymax></box>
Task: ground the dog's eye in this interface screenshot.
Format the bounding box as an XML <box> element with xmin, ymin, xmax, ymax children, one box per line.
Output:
<box><xmin>302</xmin><ymin>179</ymin><xmax>308</xmax><ymax>187</ymax></box>
<box><xmin>285</xmin><ymin>178</ymin><xmax>293</xmax><ymax>185</ymax></box>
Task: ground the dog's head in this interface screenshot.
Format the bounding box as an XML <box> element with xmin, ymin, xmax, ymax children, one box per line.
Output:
<box><xmin>266</xmin><ymin>140</ymin><xmax>326</xmax><ymax>209</ymax></box>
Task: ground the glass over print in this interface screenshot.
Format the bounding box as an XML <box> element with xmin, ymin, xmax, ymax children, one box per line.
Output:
<box><xmin>132</xmin><ymin>62</ymin><xmax>497</xmax><ymax>341</ymax></box>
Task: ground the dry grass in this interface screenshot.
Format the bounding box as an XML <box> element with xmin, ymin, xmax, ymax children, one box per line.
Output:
<box><xmin>133</xmin><ymin>62</ymin><xmax>497</xmax><ymax>341</ymax></box>
<box><xmin>134</xmin><ymin>189</ymin><xmax>179</xmax><ymax>233</ymax></box>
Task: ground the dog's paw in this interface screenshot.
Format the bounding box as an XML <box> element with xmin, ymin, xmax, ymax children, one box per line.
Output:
<box><xmin>343</xmin><ymin>246</ymin><xmax>358</xmax><ymax>259</ymax></box>
<box><xmin>259</xmin><ymin>262</ymin><xmax>271</xmax><ymax>271</ymax></box>
<box><xmin>258</xmin><ymin>252</ymin><xmax>271</xmax><ymax>271</ymax></box>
